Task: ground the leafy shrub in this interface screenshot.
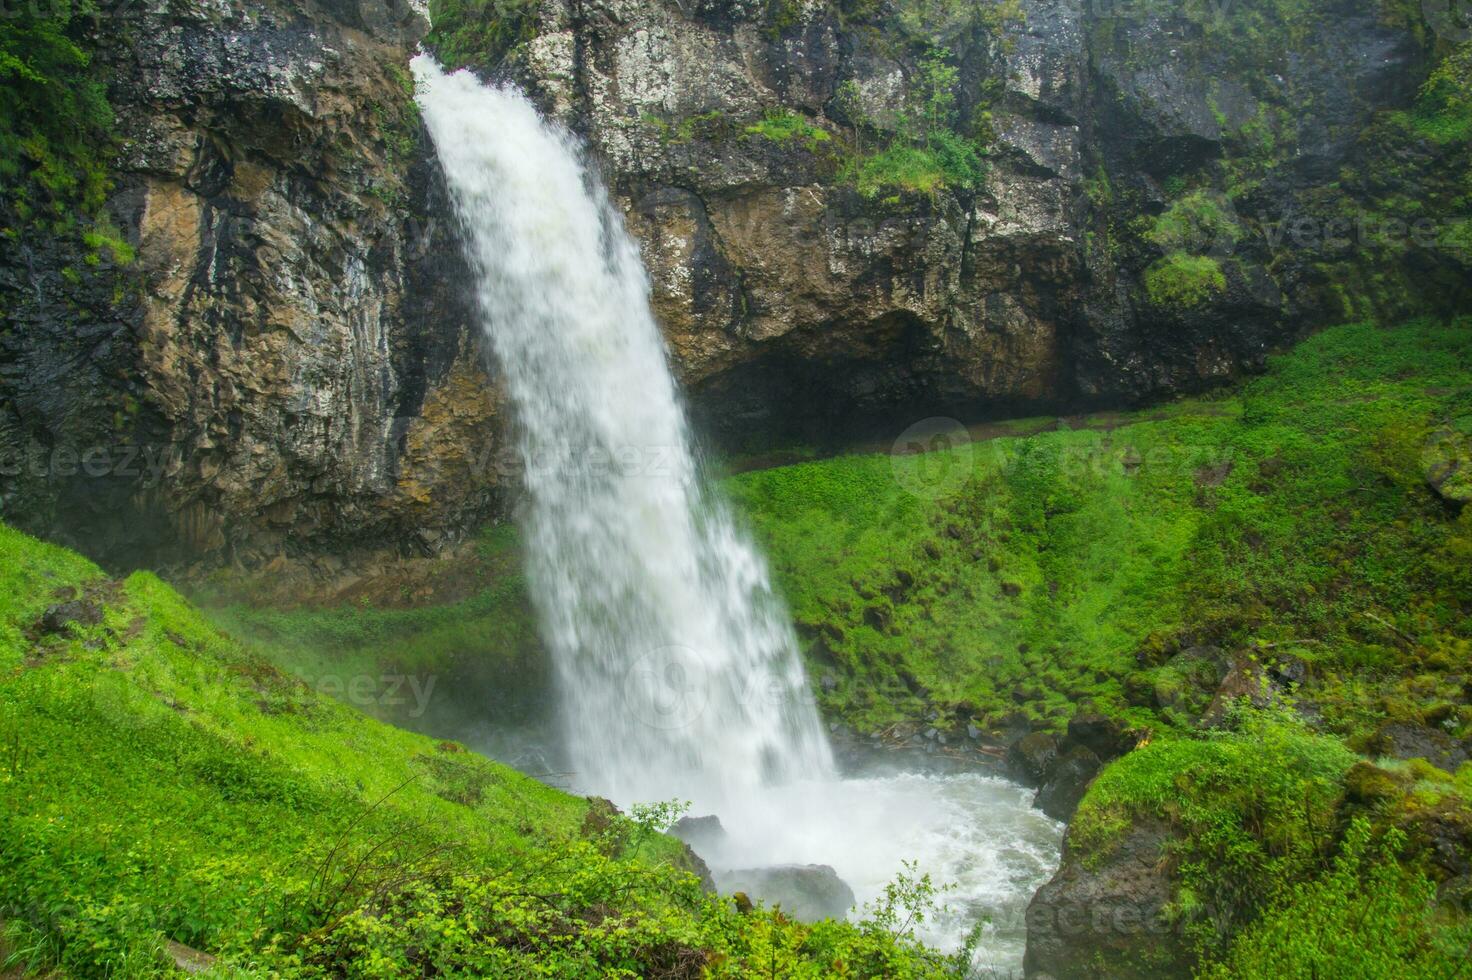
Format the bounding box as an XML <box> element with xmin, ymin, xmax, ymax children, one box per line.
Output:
<box><xmin>745</xmin><ymin>109</ymin><xmax>833</xmax><ymax>151</ymax></box>
<box><xmin>1072</xmin><ymin>709</ymin><xmax>1357</xmax><ymax>952</ymax></box>
<box><xmin>843</xmin><ymin>44</ymin><xmax>988</xmax><ymax>197</ymax></box>
<box><xmin>0</xmin><ymin>523</ymin><xmax>981</xmax><ymax>978</ymax></box>
<box><xmin>1147</xmin><ymin>191</ymin><xmax>1242</xmax><ymax>253</ymax></box>
<box><xmin>1397</xmin><ymin>41</ymin><xmax>1472</xmax><ymax>146</ymax></box>
<box><xmin>1201</xmin><ymin>820</ymin><xmax>1472</xmax><ymax>979</ymax></box>
<box><xmin>850</xmin><ymin>144</ymin><xmax>949</xmax><ymax>196</ymax></box>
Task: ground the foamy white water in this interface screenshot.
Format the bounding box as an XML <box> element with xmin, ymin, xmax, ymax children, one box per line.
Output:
<box><xmin>710</xmin><ymin>771</ymin><xmax>1061</xmax><ymax>970</ymax></box>
<box><xmin>413</xmin><ymin>56</ymin><xmax>1061</xmax><ymax>969</ymax></box>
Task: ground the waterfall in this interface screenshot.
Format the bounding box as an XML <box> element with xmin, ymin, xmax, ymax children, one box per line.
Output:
<box><xmin>413</xmin><ymin>57</ymin><xmax>834</xmax><ymax>807</ymax></box>
<box><xmin>413</xmin><ymin>58</ymin><xmax>1063</xmax><ymax>970</ymax></box>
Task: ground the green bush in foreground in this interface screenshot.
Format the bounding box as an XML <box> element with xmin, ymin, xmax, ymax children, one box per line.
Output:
<box><xmin>1071</xmin><ymin>709</ymin><xmax>1355</xmax><ymax>930</ymax></box>
<box><xmin>1070</xmin><ymin>707</ymin><xmax>1471</xmax><ymax>977</ymax></box>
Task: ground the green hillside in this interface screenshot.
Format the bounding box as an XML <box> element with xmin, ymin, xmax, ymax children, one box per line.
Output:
<box><xmin>0</xmin><ymin>526</ymin><xmax>969</xmax><ymax>978</ymax></box>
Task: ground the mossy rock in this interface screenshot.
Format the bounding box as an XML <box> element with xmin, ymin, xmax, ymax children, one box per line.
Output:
<box><xmin>1343</xmin><ymin>760</ymin><xmax>1412</xmax><ymax>806</ymax></box>
<box><xmin>1424</xmin><ymin>422</ymin><xmax>1472</xmax><ymax>504</ymax></box>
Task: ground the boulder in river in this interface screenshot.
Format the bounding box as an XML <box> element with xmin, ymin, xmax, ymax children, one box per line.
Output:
<box><xmin>716</xmin><ymin>865</ymin><xmax>856</xmax><ymax>923</ymax></box>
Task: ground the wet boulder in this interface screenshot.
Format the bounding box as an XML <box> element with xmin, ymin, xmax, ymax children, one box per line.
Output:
<box><xmin>1007</xmin><ymin>732</ymin><xmax>1061</xmax><ymax>786</ymax></box>
<box><xmin>671</xmin><ymin>814</ymin><xmax>728</xmax><ymax>855</ymax></box>
<box><xmin>716</xmin><ymin>865</ymin><xmax>856</xmax><ymax>923</ymax></box>
<box><xmin>1064</xmin><ymin>712</ymin><xmax>1136</xmax><ymax>762</ymax></box>
<box><xmin>1025</xmin><ymin>819</ymin><xmax>1189</xmax><ymax>979</ymax></box>
<box><xmin>1035</xmin><ymin>747</ymin><xmax>1103</xmax><ymax>822</ymax></box>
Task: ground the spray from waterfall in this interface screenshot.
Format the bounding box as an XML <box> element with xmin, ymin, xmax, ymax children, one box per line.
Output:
<box><xmin>412</xmin><ymin>57</ymin><xmax>834</xmax><ymax>807</ymax></box>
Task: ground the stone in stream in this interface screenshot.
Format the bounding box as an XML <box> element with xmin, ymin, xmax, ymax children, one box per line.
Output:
<box><xmin>716</xmin><ymin>865</ymin><xmax>857</xmax><ymax>923</ymax></box>
<box><xmin>1025</xmin><ymin>819</ymin><xmax>1189</xmax><ymax>979</ymax></box>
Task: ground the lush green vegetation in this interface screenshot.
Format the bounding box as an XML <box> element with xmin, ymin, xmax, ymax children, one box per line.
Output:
<box><xmin>1389</xmin><ymin>42</ymin><xmax>1472</xmax><ymax>147</ymax></box>
<box><xmin>1143</xmin><ymin>253</ymin><xmax>1227</xmax><ymax>307</ymax></box>
<box><xmin>1146</xmin><ymin>191</ymin><xmax>1242</xmax><ymax>255</ymax></box>
<box><xmin>744</xmin><ymin>109</ymin><xmax>834</xmax><ymax>151</ymax></box>
<box><xmin>1202</xmin><ymin>819</ymin><xmax>1472</xmax><ymax>978</ymax></box>
<box><xmin>0</xmin><ymin>524</ymin><xmax>986</xmax><ymax>977</ymax></box>
<box><xmin>1073</xmin><ymin>708</ymin><xmax>1358</xmax><ymax>941</ymax></box>
<box><xmin>0</xmin><ymin>0</ymin><xmax>129</xmax><ymax>258</ymax></box>
<box><xmin>728</xmin><ymin>318</ymin><xmax>1472</xmax><ymax>738</ymax></box>
<box><xmin>425</xmin><ymin>0</ymin><xmax>540</xmax><ymax>74</ymax></box>
<box><xmin>1066</xmin><ymin>707</ymin><xmax>1472</xmax><ymax>977</ymax></box>
<box><xmin>840</xmin><ymin>46</ymin><xmax>990</xmax><ymax>197</ymax></box>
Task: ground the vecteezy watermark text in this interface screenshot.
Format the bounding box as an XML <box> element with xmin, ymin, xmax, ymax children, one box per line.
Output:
<box><xmin>0</xmin><ymin>443</ymin><xmax>177</xmax><ymax>481</ymax></box>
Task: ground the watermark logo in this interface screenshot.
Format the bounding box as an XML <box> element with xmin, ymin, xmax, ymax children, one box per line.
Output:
<box><xmin>1423</xmin><ymin>0</ymin><xmax>1472</xmax><ymax>41</ymax></box>
<box><xmin>77</xmin><ymin>662</ymin><xmax>441</xmax><ymax>732</ymax></box>
<box><xmin>0</xmin><ymin>443</ymin><xmax>176</xmax><ymax>483</ymax></box>
<box><xmin>1260</xmin><ymin>211</ymin><xmax>1472</xmax><ymax>261</ymax></box>
<box><xmin>622</xmin><ymin>645</ymin><xmax>708</xmax><ymax>730</ymax></box>
<box><xmin>890</xmin><ymin>417</ymin><xmax>973</xmax><ymax>499</ymax></box>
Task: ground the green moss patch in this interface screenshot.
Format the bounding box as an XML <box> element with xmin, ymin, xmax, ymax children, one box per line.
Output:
<box><xmin>1144</xmin><ymin>253</ymin><xmax>1228</xmax><ymax>308</ymax></box>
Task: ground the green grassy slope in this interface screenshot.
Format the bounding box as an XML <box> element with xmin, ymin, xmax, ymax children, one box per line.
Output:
<box><xmin>729</xmin><ymin>318</ymin><xmax>1472</xmax><ymax>743</ymax></box>
<box><xmin>0</xmin><ymin>526</ymin><xmax>973</xmax><ymax>978</ymax></box>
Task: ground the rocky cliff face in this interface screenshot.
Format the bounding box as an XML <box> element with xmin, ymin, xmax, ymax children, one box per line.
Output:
<box><xmin>1</xmin><ymin>0</ymin><xmax>501</xmax><ymax>571</ymax></box>
<box><xmin>2</xmin><ymin>0</ymin><xmax>1466</xmax><ymax>571</ymax></box>
<box><xmin>447</xmin><ymin>0</ymin><xmax>1465</xmax><ymax>443</ymax></box>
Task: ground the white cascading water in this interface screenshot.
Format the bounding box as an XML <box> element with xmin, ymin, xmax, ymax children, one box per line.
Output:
<box><xmin>414</xmin><ymin>56</ymin><xmax>1061</xmax><ymax>972</ymax></box>
<box><xmin>412</xmin><ymin>56</ymin><xmax>833</xmax><ymax>806</ymax></box>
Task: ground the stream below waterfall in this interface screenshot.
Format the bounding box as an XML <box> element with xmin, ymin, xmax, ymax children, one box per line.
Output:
<box><xmin>414</xmin><ymin>55</ymin><xmax>1062</xmax><ymax>974</ymax></box>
